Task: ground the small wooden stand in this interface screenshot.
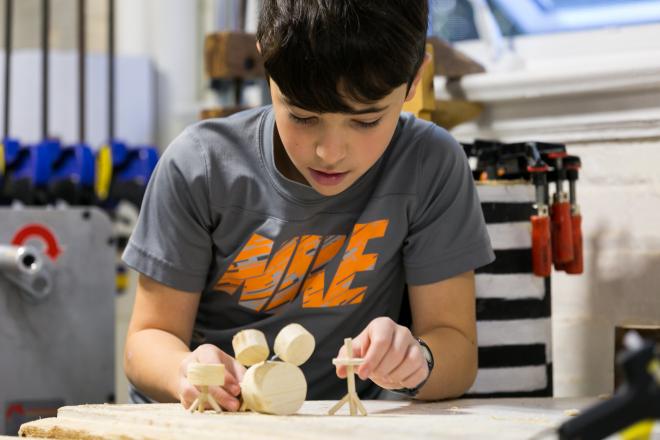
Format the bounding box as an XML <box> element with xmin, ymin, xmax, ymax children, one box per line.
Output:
<box><xmin>329</xmin><ymin>338</ymin><xmax>367</xmax><ymax>416</ymax></box>
<box><xmin>187</xmin><ymin>363</ymin><xmax>225</xmax><ymax>414</ymax></box>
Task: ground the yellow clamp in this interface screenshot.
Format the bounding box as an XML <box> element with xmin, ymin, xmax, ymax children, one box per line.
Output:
<box><xmin>95</xmin><ymin>144</ymin><xmax>113</xmax><ymax>201</ymax></box>
<box><xmin>622</xmin><ymin>420</ymin><xmax>655</xmax><ymax>440</ymax></box>
<box><xmin>0</xmin><ymin>142</ymin><xmax>5</xmax><ymax>176</ymax></box>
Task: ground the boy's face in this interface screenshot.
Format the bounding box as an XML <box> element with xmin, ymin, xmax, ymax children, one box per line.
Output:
<box><xmin>270</xmin><ymin>79</ymin><xmax>416</xmax><ymax>196</ymax></box>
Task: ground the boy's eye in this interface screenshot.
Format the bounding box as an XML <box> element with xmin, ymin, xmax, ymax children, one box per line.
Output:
<box><xmin>354</xmin><ymin>118</ymin><xmax>382</xmax><ymax>129</ymax></box>
<box><xmin>289</xmin><ymin>113</ymin><xmax>317</xmax><ymax>125</ymax></box>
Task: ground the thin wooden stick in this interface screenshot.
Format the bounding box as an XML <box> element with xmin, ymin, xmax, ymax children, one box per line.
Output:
<box><xmin>188</xmin><ymin>397</ymin><xmax>199</xmax><ymax>414</ymax></box>
<box><xmin>207</xmin><ymin>394</ymin><xmax>222</xmax><ymax>413</ymax></box>
<box><xmin>197</xmin><ymin>389</ymin><xmax>205</xmax><ymax>413</ymax></box>
<box><xmin>346</xmin><ymin>339</ymin><xmax>357</xmax><ymax>416</ymax></box>
<box><xmin>328</xmin><ymin>395</ymin><xmax>349</xmax><ymax>415</ymax></box>
<box><xmin>355</xmin><ymin>396</ymin><xmax>367</xmax><ymax>416</ymax></box>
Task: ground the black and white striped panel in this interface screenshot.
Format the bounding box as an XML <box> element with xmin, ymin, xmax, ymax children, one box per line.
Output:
<box><xmin>467</xmin><ymin>184</ymin><xmax>553</xmax><ymax>398</ymax></box>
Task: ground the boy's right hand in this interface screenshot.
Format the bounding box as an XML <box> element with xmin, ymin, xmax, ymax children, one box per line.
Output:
<box><xmin>178</xmin><ymin>344</ymin><xmax>246</xmax><ymax>411</ymax></box>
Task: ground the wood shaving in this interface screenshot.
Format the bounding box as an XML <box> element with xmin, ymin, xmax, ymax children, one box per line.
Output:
<box><xmin>564</xmin><ymin>409</ymin><xmax>580</xmax><ymax>417</ymax></box>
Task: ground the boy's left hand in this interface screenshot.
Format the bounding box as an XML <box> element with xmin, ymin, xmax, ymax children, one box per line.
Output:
<box><xmin>334</xmin><ymin>317</ymin><xmax>429</xmax><ymax>390</ymax></box>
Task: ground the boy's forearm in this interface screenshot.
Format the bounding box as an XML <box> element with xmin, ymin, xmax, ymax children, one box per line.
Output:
<box><xmin>414</xmin><ymin>326</ymin><xmax>478</xmax><ymax>401</ymax></box>
<box><xmin>124</xmin><ymin>329</ymin><xmax>191</xmax><ymax>402</ymax></box>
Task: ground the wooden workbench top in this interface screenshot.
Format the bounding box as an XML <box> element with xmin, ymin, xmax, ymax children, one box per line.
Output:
<box><xmin>18</xmin><ymin>398</ymin><xmax>597</xmax><ymax>439</ymax></box>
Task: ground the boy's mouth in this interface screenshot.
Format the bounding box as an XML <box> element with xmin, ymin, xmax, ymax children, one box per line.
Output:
<box><xmin>308</xmin><ymin>168</ymin><xmax>348</xmax><ymax>186</ymax></box>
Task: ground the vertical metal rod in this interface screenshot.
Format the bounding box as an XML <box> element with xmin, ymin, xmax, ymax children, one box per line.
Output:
<box><xmin>3</xmin><ymin>0</ymin><xmax>13</xmax><ymax>139</ymax></box>
<box><xmin>108</xmin><ymin>0</ymin><xmax>115</xmax><ymax>141</ymax></box>
<box><xmin>42</xmin><ymin>0</ymin><xmax>50</xmax><ymax>140</ymax></box>
<box><xmin>238</xmin><ymin>0</ymin><xmax>247</xmax><ymax>31</ymax></box>
<box><xmin>78</xmin><ymin>0</ymin><xmax>86</xmax><ymax>143</ymax></box>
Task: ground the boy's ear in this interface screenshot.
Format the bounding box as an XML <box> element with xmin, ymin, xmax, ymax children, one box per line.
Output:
<box><xmin>404</xmin><ymin>52</ymin><xmax>432</xmax><ymax>102</ymax></box>
<box><xmin>256</xmin><ymin>41</ymin><xmax>262</xmax><ymax>54</ymax></box>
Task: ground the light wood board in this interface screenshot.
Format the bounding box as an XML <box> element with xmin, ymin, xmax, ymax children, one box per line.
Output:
<box><xmin>19</xmin><ymin>398</ymin><xmax>596</xmax><ymax>440</ymax></box>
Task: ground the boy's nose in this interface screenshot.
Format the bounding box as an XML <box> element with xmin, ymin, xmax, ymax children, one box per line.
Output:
<box><xmin>315</xmin><ymin>133</ymin><xmax>347</xmax><ymax>166</ymax></box>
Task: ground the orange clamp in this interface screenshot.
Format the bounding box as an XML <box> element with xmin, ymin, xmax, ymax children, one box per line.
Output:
<box><xmin>551</xmin><ymin>193</ymin><xmax>574</xmax><ymax>266</ymax></box>
<box><xmin>531</xmin><ymin>211</ymin><xmax>552</xmax><ymax>278</ymax></box>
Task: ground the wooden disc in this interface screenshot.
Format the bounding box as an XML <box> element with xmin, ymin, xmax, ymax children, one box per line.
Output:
<box><xmin>233</xmin><ymin>329</ymin><xmax>270</xmax><ymax>366</ymax></box>
<box><xmin>187</xmin><ymin>363</ymin><xmax>225</xmax><ymax>387</ymax></box>
<box><xmin>240</xmin><ymin>361</ymin><xmax>307</xmax><ymax>415</ymax></box>
<box><xmin>273</xmin><ymin>323</ymin><xmax>315</xmax><ymax>366</ymax></box>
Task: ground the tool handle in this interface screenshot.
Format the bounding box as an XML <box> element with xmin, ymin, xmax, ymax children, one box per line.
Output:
<box><xmin>563</xmin><ymin>214</ymin><xmax>583</xmax><ymax>274</ymax></box>
<box><xmin>558</xmin><ymin>391</ymin><xmax>650</xmax><ymax>440</ymax></box>
<box><xmin>551</xmin><ymin>199</ymin><xmax>574</xmax><ymax>265</ymax></box>
<box><xmin>531</xmin><ymin>215</ymin><xmax>552</xmax><ymax>277</ymax></box>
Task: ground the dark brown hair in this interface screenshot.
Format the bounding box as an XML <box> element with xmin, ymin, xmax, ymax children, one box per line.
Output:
<box><xmin>257</xmin><ymin>0</ymin><xmax>429</xmax><ymax>113</ymax></box>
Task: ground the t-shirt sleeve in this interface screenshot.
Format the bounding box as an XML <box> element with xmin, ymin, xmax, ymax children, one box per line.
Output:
<box><xmin>122</xmin><ymin>128</ymin><xmax>214</xmax><ymax>292</ymax></box>
<box><xmin>403</xmin><ymin>124</ymin><xmax>495</xmax><ymax>285</ymax></box>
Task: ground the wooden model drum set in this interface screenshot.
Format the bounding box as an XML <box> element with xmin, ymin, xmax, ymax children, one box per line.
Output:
<box><xmin>187</xmin><ymin>324</ymin><xmax>367</xmax><ymax>417</ymax></box>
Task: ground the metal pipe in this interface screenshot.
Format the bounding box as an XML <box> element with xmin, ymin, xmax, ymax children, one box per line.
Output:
<box><xmin>108</xmin><ymin>0</ymin><xmax>115</xmax><ymax>141</ymax></box>
<box><xmin>0</xmin><ymin>245</ymin><xmax>52</xmax><ymax>302</ymax></box>
<box><xmin>3</xmin><ymin>0</ymin><xmax>13</xmax><ymax>139</ymax></box>
<box><xmin>42</xmin><ymin>0</ymin><xmax>50</xmax><ymax>140</ymax></box>
<box><xmin>79</xmin><ymin>0</ymin><xmax>86</xmax><ymax>143</ymax></box>
<box><xmin>0</xmin><ymin>245</ymin><xmax>42</xmax><ymax>275</ymax></box>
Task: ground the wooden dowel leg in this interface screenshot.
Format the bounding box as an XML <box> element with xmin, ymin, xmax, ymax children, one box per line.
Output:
<box><xmin>328</xmin><ymin>394</ymin><xmax>349</xmax><ymax>415</ymax></box>
<box><xmin>188</xmin><ymin>397</ymin><xmax>200</xmax><ymax>413</ymax></box>
<box><xmin>207</xmin><ymin>394</ymin><xmax>222</xmax><ymax>413</ymax></box>
<box><xmin>198</xmin><ymin>387</ymin><xmax>207</xmax><ymax>413</ymax></box>
<box><xmin>355</xmin><ymin>396</ymin><xmax>367</xmax><ymax>416</ymax></box>
<box><xmin>347</xmin><ymin>365</ymin><xmax>357</xmax><ymax>416</ymax></box>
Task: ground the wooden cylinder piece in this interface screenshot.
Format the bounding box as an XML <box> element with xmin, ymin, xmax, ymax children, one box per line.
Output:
<box><xmin>233</xmin><ymin>329</ymin><xmax>270</xmax><ymax>366</ymax></box>
<box><xmin>274</xmin><ymin>323</ymin><xmax>315</xmax><ymax>366</ymax></box>
<box><xmin>187</xmin><ymin>363</ymin><xmax>225</xmax><ymax>387</ymax></box>
<box><xmin>241</xmin><ymin>361</ymin><xmax>307</xmax><ymax>415</ymax></box>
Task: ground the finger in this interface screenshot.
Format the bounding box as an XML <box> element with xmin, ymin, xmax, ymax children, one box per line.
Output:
<box><xmin>335</xmin><ymin>344</ymin><xmax>348</xmax><ymax>378</ymax></box>
<box><xmin>400</xmin><ymin>365</ymin><xmax>428</xmax><ymax>390</ymax></box>
<box><xmin>387</xmin><ymin>343</ymin><xmax>424</xmax><ymax>385</ymax></box>
<box><xmin>179</xmin><ymin>381</ymin><xmax>199</xmax><ymax>409</ymax></box>
<box><xmin>335</xmin><ymin>333</ymin><xmax>367</xmax><ymax>378</ymax></box>
<box><xmin>229</xmin><ymin>358</ymin><xmax>247</xmax><ymax>383</ymax></box>
<box><xmin>208</xmin><ymin>384</ymin><xmax>241</xmax><ymax>412</ymax></box>
<box><xmin>372</xmin><ymin>327</ymin><xmax>410</xmax><ymax>380</ymax></box>
<box><xmin>219</xmin><ymin>354</ymin><xmax>246</xmax><ymax>396</ymax></box>
<box><xmin>358</xmin><ymin>322</ymin><xmax>394</xmax><ymax>381</ymax></box>
<box><xmin>193</xmin><ymin>346</ymin><xmax>243</xmax><ymax>396</ymax></box>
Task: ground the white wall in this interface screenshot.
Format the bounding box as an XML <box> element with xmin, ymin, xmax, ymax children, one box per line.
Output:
<box><xmin>442</xmin><ymin>23</ymin><xmax>660</xmax><ymax>397</ymax></box>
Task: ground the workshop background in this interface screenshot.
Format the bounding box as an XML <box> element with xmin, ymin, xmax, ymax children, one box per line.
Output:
<box><xmin>1</xmin><ymin>0</ymin><xmax>659</xmax><ymax>420</ymax></box>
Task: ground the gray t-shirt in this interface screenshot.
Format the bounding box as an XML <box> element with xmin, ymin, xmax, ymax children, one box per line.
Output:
<box><xmin>123</xmin><ymin>105</ymin><xmax>494</xmax><ymax>400</ymax></box>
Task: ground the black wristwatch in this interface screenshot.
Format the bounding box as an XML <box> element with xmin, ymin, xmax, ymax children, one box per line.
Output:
<box><xmin>392</xmin><ymin>337</ymin><xmax>435</xmax><ymax>397</ymax></box>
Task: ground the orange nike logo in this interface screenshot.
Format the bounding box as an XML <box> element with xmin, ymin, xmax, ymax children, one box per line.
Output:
<box><xmin>213</xmin><ymin>220</ymin><xmax>389</xmax><ymax>312</ymax></box>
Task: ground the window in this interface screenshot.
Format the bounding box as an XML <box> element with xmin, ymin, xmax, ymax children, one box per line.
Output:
<box><xmin>430</xmin><ymin>0</ymin><xmax>660</xmax><ymax>42</ymax></box>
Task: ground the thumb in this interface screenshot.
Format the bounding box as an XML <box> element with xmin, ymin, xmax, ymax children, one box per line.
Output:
<box><xmin>335</xmin><ymin>329</ymin><xmax>370</xmax><ymax>379</ymax></box>
<box><xmin>352</xmin><ymin>328</ymin><xmax>371</xmax><ymax>359</ymax></box>
<box><xmin>195</xmin><ymin>345</ymin><xmax>224</xmax><ymax>365</ymax></box>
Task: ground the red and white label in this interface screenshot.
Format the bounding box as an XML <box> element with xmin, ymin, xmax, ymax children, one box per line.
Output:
<box><xmin>11</xmin><ymin>224</ymin><xmax>62</xmax><ymax>261</ymax></box>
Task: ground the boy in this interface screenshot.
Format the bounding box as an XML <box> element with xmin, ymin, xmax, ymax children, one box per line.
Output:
<box><xmin>123</xmin><ymin>0</ymin><xmax>494</xmax><ymax>411</ymax></box>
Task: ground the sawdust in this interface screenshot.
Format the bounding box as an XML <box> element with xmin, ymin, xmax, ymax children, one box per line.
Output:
<box><xmin>489</xmin><ymin>415</ymin><xmax>552</xmax><ymax>426</ymax></box>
